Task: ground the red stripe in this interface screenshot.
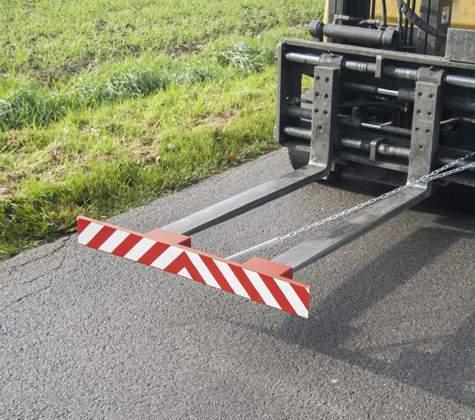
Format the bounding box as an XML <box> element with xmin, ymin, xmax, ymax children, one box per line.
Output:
<box><xmin>87</xmin><ymin>226</ymin><xmax>115</xmax><ymax>249</ymax></box>
<box><xmin>165</xmin><ymin>253</ymin><xmax>206</xmax><ymax>284</ymax></box>
<box><xmin>112</xmin><ymin>233</ymin><xmax>142</xmax><ymax>257</ymax></box>
<box><xmin>260</xmin><ymin>274</ymin><xmax>296</xmax><ymax>315</ymax></box>
<box><xmin>77</xmin><ymin>217</ymin><xmax>312</xmax><ymax>317</ymax></box>
<box><xmin>229</xmin><ymin>265</ymin><xmax>264</xmax><ymax>304</ymax></box>
<box><xmin>201</xmin><ymin>256</ymin><xmax>234</xmax><ymax>293</ymax></box>
<box><xmin>291</xmin><ymin>284</ymin><xmax>310</xmax><ymax>310</ymax></box>
<box><xmin>138</xmin><ymin>242</ymin><xmax>169</xmax><ymax>265</ymax></box>
<box><xmin>77</xmin><ymin>218</ymin><xmax>91</xmax><ymax>234</ymax></box>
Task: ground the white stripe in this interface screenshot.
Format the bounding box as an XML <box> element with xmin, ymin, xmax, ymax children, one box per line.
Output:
<box><xmin>124</xmin><ymin>237</ymin><xmax>156</xmax><ymax>261</ymax></box>
<box><xmin>275</xmin><ymin>279</ymin><xmax>309</xmax><ymax>318</ymax></box>
<box><xmin>214</xmin><ymin>260</ymin><xmax>249</xmax><ymax>299</ymax></box>
<box><xmin>98</xmin><ymin>230</ymin><xmax>129</xmax><ymax>253</ymax></box>
<box><xmin>244</xmin><ymin>269</ymin><xmax>281</xmax><ymax>310</ymax></box>
<box><xmin>151</xmin><ymin>246</ymin><xmax>183</xmax><ymax>269</ymax></box>
<box><xmin>186</xmin><ymin>252</ymin><xmax>220</xmax><ymax>289</ymax></box>
<box><xmin>177</xmin><ymin>267</ymin><xmax>192</xmax><ymax>279</ymax></box>
<box><xmin>78</xmin><ymin>222</ymin><xmax>104</xmax><ymax>245</ymax></box>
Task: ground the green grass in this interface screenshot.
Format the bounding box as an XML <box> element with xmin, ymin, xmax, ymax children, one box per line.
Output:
<box><xmin>0</xmin><ymin>0</ymin><xmax>325</xmax><ymax>258</ymax></box>
<box><xmin>0</xmin><ymin>28</ymin><xmax>295</xmax><ymax>131</ymax></box>
<box><xmin>1</xmin><ymin>0</ymin><xmax>322</xmax><ymax>75</ymax></box>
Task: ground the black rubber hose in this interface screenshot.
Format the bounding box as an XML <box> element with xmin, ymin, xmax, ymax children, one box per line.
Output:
<box><xmin>381</xmin><ymin>0</ymin><xmax>388</xmax><ymax>27</ymax></box>
<box><xmin>397</xmin><ymin>0</ymin><xmax>447</xmax><ymax>38</ymax></box>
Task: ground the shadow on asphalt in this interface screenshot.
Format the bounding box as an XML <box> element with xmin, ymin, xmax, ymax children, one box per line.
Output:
<box><xmin>228</xmin><ymin>220</ymin><xmax>475</xmax><ymax>408</ymax></box>
<box><xmin>325</xmin><ymin>175</ymin><xmax>475</xmax><ymax>218</ymax></box>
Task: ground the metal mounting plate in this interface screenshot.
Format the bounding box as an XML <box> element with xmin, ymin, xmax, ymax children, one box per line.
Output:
<box><xmin>310</xmin><ymin>62</ymin><xmax>341</xmax><ymax>173</ymax></box>
<box><xmin>408</xmin><ymin>68</ymin><xmax>445</xmax><ymax>184</ymax></box>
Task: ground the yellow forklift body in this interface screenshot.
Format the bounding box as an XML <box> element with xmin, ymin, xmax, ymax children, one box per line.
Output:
<box><xmin>324</xmin><ymin>1</ymin><xmax>475</xmax><ymax>29</ymax></box>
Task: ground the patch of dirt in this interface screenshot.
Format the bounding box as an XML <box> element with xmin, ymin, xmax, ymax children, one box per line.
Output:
<box><xmin>124</xmin><ymin>23</ymin><xmax>137</xmax><ymax>31</ymax></box>
<box><xmin>168</xmin><ymin>42</ymin><xmax>203</xmax><ymax>58</ymax></box>
<box><xmin>7</xmin><ymin>171</ymin><xmax>25</xmax><ymax>182</ymax></box>
<box><xmin>95</xmin><ymin>19</ymin><xmax>108</xmax><ymax>32</ymax></box>
<box><xmin>194</xmin><ymin>109</ymin><xmax>240</xmax><ymax>127</ymax></box>
<box><xmin>49</xmin><ymin>147</ymin><xmax>63</xmax><ymax>163</ymax></box>
<box><xmin>125</xmin><ymin>43</ymin><xmax>142</xmax><ymax>56</ymax></box>
<box><xmin>33</xmin><ymin>59</ymin><xmax>97</xmax><ymax>86</ymax></box>
<box><xmin>0</xmin><ymin>187</ymin><xmax>11</xmax><ymax>201</ymax></box>
<box><xmin>136</xmin><ymin>151</ymin><xmax>161</xmax><ymax>165</ymax></box>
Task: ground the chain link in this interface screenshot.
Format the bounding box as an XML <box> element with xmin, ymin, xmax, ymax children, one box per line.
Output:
<box><xmin>229</xmin><ymin>151</ymin><xmax>475</xmax><ymax>260</ymax></box>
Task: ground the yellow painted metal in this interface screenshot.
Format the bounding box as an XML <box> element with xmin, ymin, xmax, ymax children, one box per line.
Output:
<box><xmin>372</xmin><ymin>0</ymin><xmax>475</xmax><ymax>29</ymax></box>
<box><xmin>324</xmin><ymin>1</ymin><xmax>330</xmax><ymax>24</ymax></box>
<box><xmin>450</xmin><ymin>0</ymin><xmax>475</xmax><ymax>29</ymax></box>
<box><xmin>323</xmin><ymin>1</ymin><xmax>475</xmax><ymax>29</ymax></box>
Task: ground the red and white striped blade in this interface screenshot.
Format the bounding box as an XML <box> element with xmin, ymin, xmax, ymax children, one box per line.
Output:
<box><xmin>77</xmin><ymin>216</ymin><xmax>310</xmax><ymax>318</ymax></box>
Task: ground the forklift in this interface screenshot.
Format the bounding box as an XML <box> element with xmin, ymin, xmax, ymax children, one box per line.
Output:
<box><xmin>78</xmin><ymin>1</ymin><xmax>475</xmax><ymax>318</ymax></box>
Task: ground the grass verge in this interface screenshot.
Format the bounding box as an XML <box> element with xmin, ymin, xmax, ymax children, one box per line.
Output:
<box><xmin>0</xmin><ymin>68</ymin><xmax>277</xmax><ymax>257</ymax></box>
<box><xmin>0</xmin><ymin>0</ymin><xmax>326</xmax><ymax>258</ymax></box>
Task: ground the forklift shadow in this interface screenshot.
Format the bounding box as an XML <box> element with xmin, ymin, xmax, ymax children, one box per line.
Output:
<box><xmin>230</xmin><ymin>225</ymin><xmax>475</xmax><ymax>408</ymax></box>
<box><xmin>325</xmin><ymin>175</ymin><xmax>475</xmax><ymax>223</ymax></box>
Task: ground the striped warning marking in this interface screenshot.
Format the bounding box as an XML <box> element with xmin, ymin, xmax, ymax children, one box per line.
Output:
<box><xmin>77</xmin><ymin>216</ymin><xmax>310</xmax><ymax>318</ymax></box>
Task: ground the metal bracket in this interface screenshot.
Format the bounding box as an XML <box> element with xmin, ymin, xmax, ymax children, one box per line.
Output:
<box><xmin>375</xmin><ymin>55</ymin><xmax>384</xmax><ymax>79</ymax></box>
<box><xmin>370</xmin><ymin>137</ymin><xmax>384</xmax><ymax>161</ymax></box>
<box><xmin>310</xmin><ymin>54</ymin><xmax>343</xmax><ymax>174</ymax></box>
<box><xmin>407</xmin><ymin>67</ymin><xmax>445</xmax><ymax>185</ymax></box>
<box><xmin>275</xmin><ymin>42</ymin><xmax>304</xmax><ymax>145</ymax></box>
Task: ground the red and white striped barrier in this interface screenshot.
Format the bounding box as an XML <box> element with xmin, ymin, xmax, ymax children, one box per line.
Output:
<box><xmin>77</xmin><ymin>216</ymin><xmax>310</xmax><ymax>318</ymax></box>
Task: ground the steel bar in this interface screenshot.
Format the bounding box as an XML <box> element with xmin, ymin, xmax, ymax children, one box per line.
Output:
<box><xmin>286</xmin><ymin>106</ymin><xmax>412</xmax><ymax>137</ymax></box>
<box><xmin>359</xmin><ymin>122</ymin><xmax>412</xmax><ymax>137</ymax></box>
<box><xmin>341</xmin><ymin>138</ymin><xmax>410</xmax><ymax>159</ymax></box>
<box><xmin>341</xmin><ymin>82</ymin><xmax>475</xmax><ymax>113</ymax></box>
<box><xmin>283</xmin><ymin>127</ymin><xmax>475</xmax><ymax>172</ymax></box>
<box><xmin>343</xmin><ymin>84</ymin><xmax>475</xmax><ymax>113</ymax></box>
<box><xmin>284</xmin><ymin>126</ymin><xmax>312</xmax><ymax>140</ymax></box>
<box><xmin>445</xmin><ymin>74</ymin><xmax>475</xmax><ymax>89</ymax></box>
<box><xmin>163</xmin><ymin>165</ymin><xmax>325</xmax><ymax>235</ymax></box>
<box><xmin>341</xmin><ymin>82</ymin><xmax>414</xmax><ymax>101</ymax></box>
<box><xmin>337</xmin><ymin>150</ymin><xmax>409</xmax><ymax>173</ymax></box>
<box><xmin>311</xmin><ymin>21</ymin><xmax>398</xmax><ymax>48</ymax></box>
<box><xmin>285</xmin><ymin>52</ymin><xmax>475</xmax><ymax>90</ymax></box>
<box><xmin>339</xmin><ymin>82</ymin><xmax>475</xmax><ymax>113</ymax></box>
<box><xmin>286</xmin><ymin>106</ymin><xmax>312</xmax><ymax>120</ymax></box>
<box><xmin>284</xmin><ymin>125</ymin><xmax>411</xmax><ymax>144</ymax></box>
<box><xmin>342</xmin><ymin>82</ymin><xmax>400</xmax><ymax>98</ymax></box>
<box><xmin>272</xmin><ymin>187</ymin><xmax>429</xmax><ymax>271</ymax></box>
<box><xmin>338</xmin><ymin>150</ymin><xmax>475</xmax><ymax>175</ymax></box>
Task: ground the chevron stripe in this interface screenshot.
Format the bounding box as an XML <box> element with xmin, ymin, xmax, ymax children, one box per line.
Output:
<box><xmin>77</xmin><ymin>216</ymin><xmax>310</xmax><ymax>318</ymax></box>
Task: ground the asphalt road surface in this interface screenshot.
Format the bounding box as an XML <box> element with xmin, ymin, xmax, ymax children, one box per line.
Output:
<box><xmin>1</xmin><ymin>149</ymin><xmax>474</xmax><ymax>419</ymax></box>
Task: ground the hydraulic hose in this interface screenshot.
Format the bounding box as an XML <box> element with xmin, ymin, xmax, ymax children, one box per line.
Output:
<box><xmin>381</xmin><ymin>0</ymin><xmax>388</xmax><ymax>27</ymax></box>
<box><xmin>397</xmin><ymin>0</ymin><xmax>447</xmax><ymax>38</ymax></box>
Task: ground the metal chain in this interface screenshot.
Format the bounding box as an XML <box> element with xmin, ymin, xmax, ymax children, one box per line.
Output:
<box><xmin>229</xmin><ymin>151</ymin><xmax>475</xmax><ymax>260</ymax></box>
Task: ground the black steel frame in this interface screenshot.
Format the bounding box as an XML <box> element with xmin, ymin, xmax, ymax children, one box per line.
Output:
<box><xmin>277</xmin><ymin>39</ymin><xmax>475</xmax><ymax>188</ymax></box>
<box><xmin>161</xmin><ymin>36</ymin><xmax>475</xmax><ymax>273</ymax></box>
<box><xmin>327</xmin><ymin>0</ymin><xmax>454</xmax><ymax>55</ymax></box>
